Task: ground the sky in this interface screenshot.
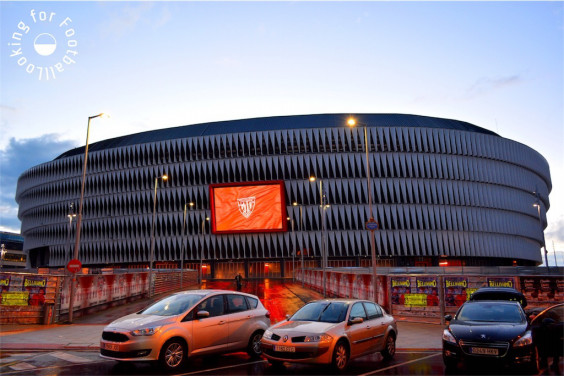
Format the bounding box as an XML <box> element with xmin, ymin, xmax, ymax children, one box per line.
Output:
<box><xmin>1</xmin><ymin>1</ymin><xmax>563</xmax><ymax>265</ymax></box>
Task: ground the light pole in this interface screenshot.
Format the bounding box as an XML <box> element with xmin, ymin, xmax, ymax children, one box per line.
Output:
<box><xmin>293</xmin><ymin>201</ymin><xmax>305</xmax><ymax>287</ymax></box>
<box><xmin>310</xmin><ymin>176</ymin><xmax>329</xmax><ymax>297</ymax></box>
<box><xmin>66</xmin><ymin>203</ymin><xmax>76</xmax><ymax>264</ymax></box>
<box><xmin>68</xmin><ymin>113</ymin><xmax>108</xmax><ymax>323</ymax></box>
<box><xmin>287</xmin><ymin>216</ymin><xmax>295</xmax><ymax>282</ymax></box>
<box><xmin>200</xmin><ymin>215</ymin><xmax>209</xmax><ymax>282</ymax></box>
<box><xmin>180</xmin><ymin>202</ymin><xmax>194</xmax><ymax>289</ymax></box>
<box><xmin>149</xmin><ymin>174</ymin><xmax>168</xmax><ymax>298</ymax></box>
<box><xmin>533</xmin><ymin>200</ymin><xmax>549</xmax><ymax>267</ymax></box>
<box><xmin>347</xmin><ymin>117</ymin><xmax>378</xmax><ymax>303</ymax></box>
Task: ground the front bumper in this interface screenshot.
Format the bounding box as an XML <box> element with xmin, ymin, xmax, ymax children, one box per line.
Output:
<box><xmin>442</xmin><ymin>340</ymin><xmax>535</xmax><ymax>367</ymax></box>
<box><xmin>261</xmin><ymin>338</ymin><xmax>333</xmax><ymax>364</ymax></box>
<box><xmin>99</xmin><ymin>332</ymin><xmax>160</xmax><ymax>362</ymax></box>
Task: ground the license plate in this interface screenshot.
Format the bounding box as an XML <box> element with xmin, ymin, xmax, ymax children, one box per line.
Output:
<box><xmin>274</xmin><ymin>345</ymin><xmax>295</xmax><ymax>352</ymax></box>
<box><xmin>102</xmin><ymin>342</ymin><xmax>120</xmax><ymax>352</ymax></box>
<box><xmin>471</xmin><ymin>347</ymin><xmax>498</xmax><ymax>355</ymax></box>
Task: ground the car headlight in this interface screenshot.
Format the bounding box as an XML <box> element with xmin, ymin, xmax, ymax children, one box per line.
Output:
<box><xmin>442</xmin><ymin>329</ymin><xmax>457</xmax><ymax>344</ymax></box>
<box><xmin>304</xmin><ymin>334</ymin><xmax>333</xmax><ymax>343</ymax></box>
<box><xmin>131</xmin><ymin>326</ymin><xmax>160</xmax><ymax>336</ymax></box>
<box><xmin>513</xmin><ymin>331</ymin><xmax>533</xmax><ymax>347</ymax></box>
<box><xmin>262</xmin><ymin>330</ymin><xmax>273</xmax><ymax>340</ymax></box>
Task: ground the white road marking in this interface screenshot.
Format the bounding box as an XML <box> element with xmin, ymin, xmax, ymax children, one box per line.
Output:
<box><xmin>50</xmin><ymin>351</ymin><xmax>93</xmax><ymax>363</ymax></box>
<box><xmin>8</xmin><ymin>362</ymin><xmax>36</xmax><ymax>371</ymax></box>
<box><xmin>180</xmin><ymin>359</ymin><xmax>268</xmax><ymax>375</ymax></box>
<box><xmin>358</xmin><ymin>352</ymin><xmax>441</xmax><ymax>376</ymax></box>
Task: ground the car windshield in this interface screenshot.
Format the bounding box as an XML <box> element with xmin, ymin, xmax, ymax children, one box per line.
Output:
<box><xmin>140</xmin><ymin>294</ymin><xmax>204</xmax><ymax>316</ymax></box>
<box><xmin>457</xmin><ymin>302</ymin><xmax>524</xmax><ymax>323</ymax></box>
<box><xmin>291</xmin><ymin>302</ymin><xmax>348</xmax><ymax>323</ymax></box>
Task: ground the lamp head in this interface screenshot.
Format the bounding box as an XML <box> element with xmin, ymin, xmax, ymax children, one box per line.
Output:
<box><xmin>292</xmin><ymin>202</ymin><xmax>298</xmax><ymax>206</ymax></box>
<box><xmin>161</xmin><ymin>174</ymin><xmax>168</xmax><ymax>181</ymax></box>
<box><xmin>347</xmin><ymin>117</ymin><xmax>357</xmax><ymax>127</ymax></box>
<box><xmin>309</xmin><ymin>176</ymin><xmax>316</xmax><ymax>182</ymax></box>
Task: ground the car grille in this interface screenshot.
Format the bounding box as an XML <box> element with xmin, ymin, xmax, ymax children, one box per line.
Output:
<box><xmin>264</xmin><ymin>349</ymin><xmax>314</xmax><ymax>359</ymax></box>
<box><xmin>459</xmin><ymin>340</ymin><xmax>510</xmax><ymax>357</ymax></box>
<box><xmin>102</xmin><ymin>331</ymin><xmax>129</xmax><ymax>343</ymax></box>
<box><xmin>100</xmin><ymin>349</ymin><xmax>152</xmax><ymax>359</ymax></box>
<box><xmin>292</xmin><ymin>336</ymin><xmax>306</xmax><ymax>343</ymax></box>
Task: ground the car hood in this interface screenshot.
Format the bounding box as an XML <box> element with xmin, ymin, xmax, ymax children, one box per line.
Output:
<box><xmin>449</xmin><ymin>321</ymin><xmax>528</xmax><ymax>342</ymax></box>
<box><xmin>105</xmin><ymin>313</ymin><xmax>177</xmax><ymax>331</ymax></box>
<box><xmin>270</xmin><ymin>320</ymin><xmax>338</xmax><ymax>335</ymax></box>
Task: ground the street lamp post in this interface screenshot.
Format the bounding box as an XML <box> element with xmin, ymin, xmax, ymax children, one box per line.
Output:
<box><xmin>347</xmin><ymin>117</ymin><xmax>378</xmax><ymax>302</ymax></box>
<box><xmin>200</xmin><ymin>215</ymin><xmax>209</xmax><ymax>282</ymax></box>
<box><xmin>68</xmin><ymin>113</ymin><xmax>108</xmax><ymax>323</ymax></box>
<box><xmin>287</xmin><ymin>217</ymin><xmax>295</xmax><ymax>282</ymax></box>
<box><xmin>310</xmin><ymin>176</ymin><xmax>329</xmax><ymax>297</ymax></box>
<box><xmin>534</xmin><ymin>201</ymin><xmax>549</xmax><ymax>267</ymax></box>
<box><xmin>66</xmin><ymin>203</ymin><xmax>76</xmax><ymax>264</ymax></box>
<box><xmin>149</xmin><ymin>174</ymin><xmax>168</xmax><ymax>298</ymax></box>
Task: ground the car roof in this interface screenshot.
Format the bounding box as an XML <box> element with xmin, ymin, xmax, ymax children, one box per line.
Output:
<box><xmin>310</xmin><ymin>298</ymin><xmax>375</xmax><ymax>305</ymax></box>
<box><xmin>174</xmin><ymin>289</ymin><xmax>259</xmax><ymax>298</ymax></box>
<box><xmin>470</xmin><ymin>287</ymin><xmax>527</xmax><ymax>307</ymax></box>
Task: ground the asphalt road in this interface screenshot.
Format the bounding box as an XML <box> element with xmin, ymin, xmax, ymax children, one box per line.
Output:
<box><xmin>1</xmin><ymin>348</ymin><xmax>561</xmax><ymax>376</ymax></box>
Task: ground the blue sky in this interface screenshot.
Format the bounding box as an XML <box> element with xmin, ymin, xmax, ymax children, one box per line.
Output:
<box><xmin>1</xmin><ymin>1</ymin><xmax>563</xmax><ymax>265</ymax></box>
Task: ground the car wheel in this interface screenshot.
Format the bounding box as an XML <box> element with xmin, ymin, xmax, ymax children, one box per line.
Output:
<box><xmin>247</xmin><ymin>330</ymin><xmax>264</xmax><ymax>358</ymax></box>
<box><xmin>381</xmin><ymin>334</ymin><xmax>396</xmax><ymax>360</ymax></box>
<box><xmin>159</xmin><ymin>338</ymin><xmax>187</xmax><ymax>371</ymax></box>
<box><xmin>527</xmin><ymin>346</ymin><xmax>540</xmax><ymax>373</ymax></box>
<box><xmin>332</xmin><ymin>340</ymin><xmax>349</xmax><ymax>372</ymax></box>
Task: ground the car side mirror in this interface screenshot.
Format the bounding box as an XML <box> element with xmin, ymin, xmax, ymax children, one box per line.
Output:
<box><xmin>348</xmin><ymin>317</ymin><xmax>364</xmax><ymax>325</ymax></box>
<box><xmin>286</xmin><ymin>314</ymin><xmax>291</xmax><ymax>321</ymax></box>
<box><xmin>444</xmin><ymin>315</ymin><xmax>453</xmax><ymax>322</ymax></box>
<box><xmin>197</xmin><ymin>310</ymin><xmax>210</xmax><ymax>318</ymax></box>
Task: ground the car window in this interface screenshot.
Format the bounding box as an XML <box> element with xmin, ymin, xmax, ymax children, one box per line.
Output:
<box><xmin>246</xmin><ymin>296</ymin><xmax>258</xmax><ymax>309</ymax></box>
<box><xmin>457</xmin><ymin>303</ymin><xmax>524</xmax><ymax>323</ymax></box>
<box><xmin>291</xmin><ymin>301</ymin><xmax>348</xmax><ymax>323</ymax></box>
<box><xmin>195</xmin><ymin>295</ymin><xmax>225</xmax><ymax>318</ymax></box>
<box><xmin>350</xmin><ymin>302</ymin><xmax>367</xmax><ymax>320</ymax></box>
<box><xmin>140</xmin><ymin>294</ymin><xmax>203</xmax><ymax>316</ymax></box>
<box><xmin>227</xmin><ymin>294</ymin><xmax>249</xmax><ymax>313</ymax></box>
<box><xmin>363</xmin><ymin>302</ymin><xmax>383</xmax><ymax>319</ymax></box>
<box><xmin>534</xmin><ymin>305</ymin><xmax>564</xmax><ymax>324</ymax></box>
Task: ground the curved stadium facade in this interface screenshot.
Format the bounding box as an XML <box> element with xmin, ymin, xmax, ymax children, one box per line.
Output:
<box><xmin>16</xmin><ymin>114</ymin><xmax>551</xmax><ymax>277</ymax></box>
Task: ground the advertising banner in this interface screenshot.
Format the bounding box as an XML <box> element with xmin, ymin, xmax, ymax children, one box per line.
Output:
<box><xmin>444</xmin><ymin>277</ymin><xmax>468</xmax><ymax>307</ymax></box>
<box><xmin>403</xmin><ymin>294</ymin><xmax>428</xmax><ymax>306</ymax></box>
<box><xmin>391</xmin><ymin>276</ymin><xmax>410</xmax><ymax>305</ymax></box>
<box><xmin>210</xmin><ymin>181</ymin><xmax>287</xmax><ymax>233</ymax></box>
<box><xmin>415</xmin><ymin>276</ymin><xmax>439</xmax><ymax>306</ymax></box>
<box><xmin>486</xmin><ymin>277</ymin><xmax>515</xmax><ymax>289</ymax></box>
<box><xmin>23</xmin><ymin>276</ymin><xmax>47</xmax><ymax>306</ymax></box>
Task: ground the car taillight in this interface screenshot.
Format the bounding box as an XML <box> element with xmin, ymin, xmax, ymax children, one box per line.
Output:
<box><xmin>265</xmin><ymin>311</ymin><xmax>270</xmax><ymax>318</ymax></box>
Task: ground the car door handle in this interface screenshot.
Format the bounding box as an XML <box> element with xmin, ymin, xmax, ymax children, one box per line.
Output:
<box><xmin>247</xmin><ymin>315</ymin><xmax>252</xmax><ymax>319</ymax></box>
<box><xmin>366</xmin><ymin>326</ymin><xmax>371</xmax><ymax>329</ymax></box>
<box><xmin>218</xmin><ymin>320</ymin><xmax>226</xmax><ymax>325</ymax></box>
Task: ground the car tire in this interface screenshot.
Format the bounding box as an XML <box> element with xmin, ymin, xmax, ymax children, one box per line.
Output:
<box><xmin>247</xmin><ymin>330</ymin><xmax>264</xmax><ymax>358</ymax></box>
<box><xmin>527</xmin><ymin>346</ymin><xmax>540</xmax><ymax>373</ymax></box>
<box><xmin>381</xmin><ymin>334</ymin><xmax>396</xmax><ymax>360</ymax></box>
<box><xmin>332</xmin><ymin>340</ymin><xmax>349</xmax><ymax>372</ymax></box>
<box><xmin>159</xmin><ymin>338</ymin><xmax>187</xmax><ymax>371</ymax></box>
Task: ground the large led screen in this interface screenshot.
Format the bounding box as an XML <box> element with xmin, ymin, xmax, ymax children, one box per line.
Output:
<box><xmin>210</xmin><ymin>181</ymin><xmax>287</xmax><ymax>234</ymax></box>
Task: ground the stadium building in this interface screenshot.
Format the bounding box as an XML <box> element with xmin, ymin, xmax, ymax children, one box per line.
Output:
<box><xmin>15</xmin><ymin>114</ymin><xmax>551</xmax><ymax>278</ymax></box>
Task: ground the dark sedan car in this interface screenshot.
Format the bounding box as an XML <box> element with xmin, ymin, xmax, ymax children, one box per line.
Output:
<box><xmin>530</xmin><ymin>303</ymin><xmax>563</xmax><ymax>371</ymax></box>
<box><xmin>442</xmin><ymin>300</ymin><xmax>536</xmax><ymax>371</ymax></box>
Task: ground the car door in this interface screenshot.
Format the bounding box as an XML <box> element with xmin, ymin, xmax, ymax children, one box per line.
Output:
<box><xmin>346</xmin><ymin>302</ymin><xmax>371</xmax><ymax>357</ymax></box>
<box><xmin>191</xmin><ymin>294</ymin><xmax>229</xmax><ymax>355</ymax></box>
<box><xmin>225</xmin><ymin>294</ymin><xmax>252</xmax><ymax>350</ymax></box>
<box><xmin>363</xmin><ymin>302</ymin><xmax>386</xmax><ymax>351</ymax></box>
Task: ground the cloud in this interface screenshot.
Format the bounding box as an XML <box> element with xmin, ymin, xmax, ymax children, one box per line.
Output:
<box><xmin>546</xmin><ymin>216</ymin><xmax>564</xmax><ymax>243</ymax></box>
<box><xmin>464</xmin><ymin>74</ymin><xmax>523</xmax><ymax>99</ymax></box>
<box><xmin>101</xmin><ymin>2</ymin><xmax>154</xmax><ymax>38</ymax></box>
<box><xmin>0</xmin><ymin>135</ymin><xmax>77</xmax><ymax>233</ymax></box>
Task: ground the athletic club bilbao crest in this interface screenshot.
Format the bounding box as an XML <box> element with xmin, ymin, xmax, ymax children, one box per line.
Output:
<box><xmin>237</xmin><ymin>197</ymin><xmax>256</xmax><ymax>218</ymax></box>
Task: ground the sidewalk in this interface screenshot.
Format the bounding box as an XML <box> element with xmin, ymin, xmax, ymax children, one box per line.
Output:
<box><xmin>0</xmin><ymin>282</ymin><xmax>443</xmax><ymax>351</ymax></box>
